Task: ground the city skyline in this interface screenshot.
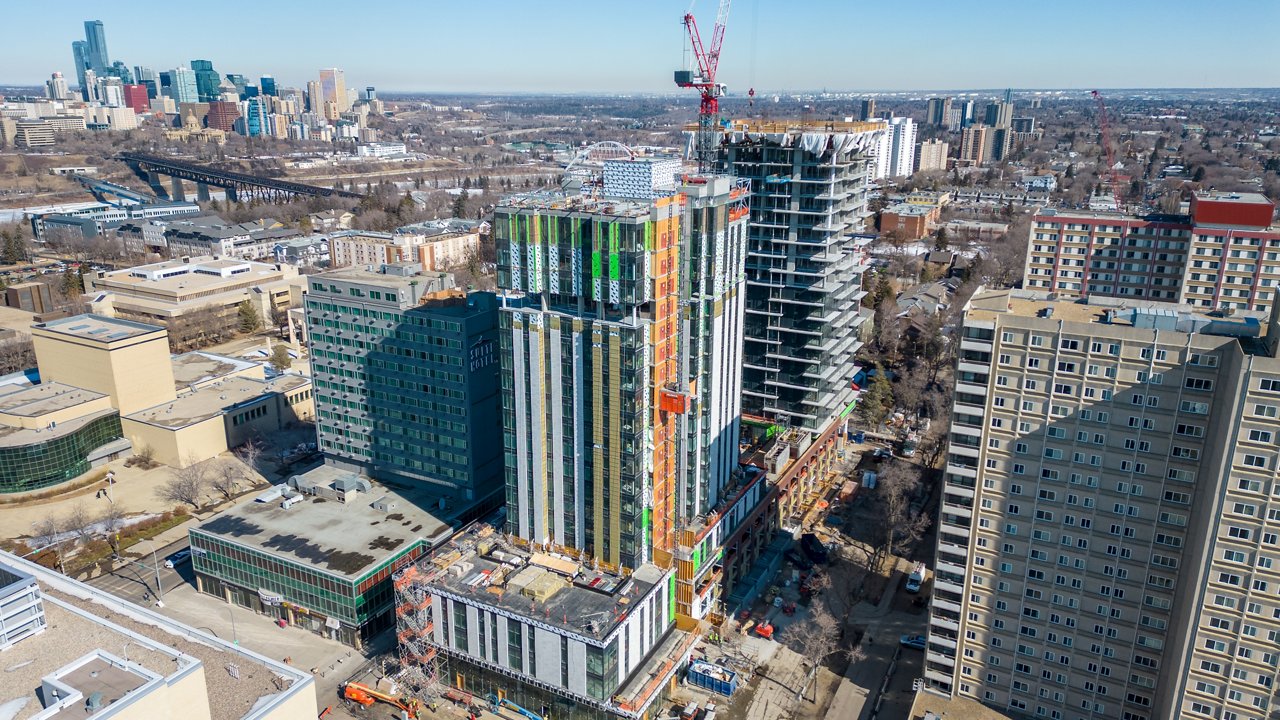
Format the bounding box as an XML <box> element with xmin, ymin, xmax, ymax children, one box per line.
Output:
<box><xmin>0</xmin><ymin>0</ymin><xmax>1276</xmax><ymax>93</ymax></box>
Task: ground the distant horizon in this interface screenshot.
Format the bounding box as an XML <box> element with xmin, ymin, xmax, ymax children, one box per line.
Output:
<box><xmin>1</xmin><ymin>1</ymin><xmax>1276</xmax><ymax>93</ymax></box>
<box><xmin>3</xmin><ymin>84</ymin><xmax>1278</xmax><ymax>98</ymax></box>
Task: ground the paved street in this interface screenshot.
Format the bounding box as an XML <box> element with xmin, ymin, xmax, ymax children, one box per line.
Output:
<box><xmin>87</xmin><ymin>536</ymin><xmax>192</xmax><ymax>605</ymax></box>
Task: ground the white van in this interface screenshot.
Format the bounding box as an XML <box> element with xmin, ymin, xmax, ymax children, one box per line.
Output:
<box><xmin>905</xmin><ymin>562</ymin><xmax>927</xmax><ymax>593</ymax></box>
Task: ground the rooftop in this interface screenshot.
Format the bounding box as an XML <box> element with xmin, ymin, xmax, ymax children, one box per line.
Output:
<box><xmin>967</xmin><ymin>289</ymin><xmax>1272</xmax><ymax>351</ymax></box>
<box><xmin>192</xmin><ymin>466</ymin><xmax>454</xmax><ymax>578</ymax></box>
<box><xmin>170</xmin><ymin>352</ymin><xmax>260</xmax><ymax>391</ymax></box>
<box><xmin>497</xmin><ymin>191</ymin><xmax>669</xmax><ymax>219</ymax></box>
<box><xmin>92</xmin><ymin>257</ymin><xmax>292</xmax><ymax>297</ymax></box>
<box><xmin>1196</xmin><ymin>191</ymin><xmax>1273</xmax><ymax>206</ymax></box>
<box><xmin>0</xmin><ymin>382</ymin><xmax>105</xmax><ymax>417</ymax></box>
<box><xmin>0</xmin><ymin>408</ymin><xmax>118</xmax><ymax>449</ymax></box>
<box><xmin>0</xmin><ymin>552</ymin><xmax>312</xmax><ymax>720</ymax></box>
<box><xmin>32</xmin><ymin>315</ymin><xmax>163</xmax><ymax>343</ymax></box>
<box><xmin>125</xmin><ymin>374</ymin><xmax>308</xmax><ymax>429</ymax></box>
<box><xmin>420</xmin><ymin>517</ymin><xmax>666</xmax><ymax>643</ymax></box>
<box><xmin>884</xmin><ymin>203</ymin><xmax>935</xmax><ymax>216</ymax></box>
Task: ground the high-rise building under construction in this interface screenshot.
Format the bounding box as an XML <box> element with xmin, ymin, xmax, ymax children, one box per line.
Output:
<box><xmin>394</xmin><ymin>162</ymin><xmax>760</xmax><ymax>718</ymax></box>
<box><xmin>716</xmin><ymin>120</ymin><xmax>885</xmax><ymax>435</ymax></box>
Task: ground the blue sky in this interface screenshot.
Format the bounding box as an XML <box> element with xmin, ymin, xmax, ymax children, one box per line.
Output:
<box><xmin>4</xmin><ymin>0</ymin><xmax>1277</xmax><ymax>93</ymax></box>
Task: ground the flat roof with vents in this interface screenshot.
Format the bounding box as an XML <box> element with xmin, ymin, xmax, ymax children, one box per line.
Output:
<box><xmin>32</xmin><ymin>315</ymin><xmax>164</xmax><ymax>343</ymax></box>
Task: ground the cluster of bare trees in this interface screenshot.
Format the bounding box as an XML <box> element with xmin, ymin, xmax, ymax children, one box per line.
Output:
<box><xmin>30</xmin><ymin>500</ymin><xmax>128</xmax><ymax>570</ymax></box>
<box><xmin>155</xmin><ymin>442</ymin><xmax>263</xmax><ymax>510</ymax></box>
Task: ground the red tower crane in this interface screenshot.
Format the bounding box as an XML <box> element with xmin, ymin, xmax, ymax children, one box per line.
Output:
<box><xmin>1091</xmin><ymin>90</ymin><xmax>1124</xmax><ymax>211</ymax></box>
<box><xmin>675</xmin><ymin>0</ymin><xmax>732</xmax><ymax>171</ymax></box>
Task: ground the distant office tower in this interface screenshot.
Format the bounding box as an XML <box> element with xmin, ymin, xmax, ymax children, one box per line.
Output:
<box><xmin>719</xmin><ymin>120</ymin><xmax>880</xmax><ymax>434</ymax></box>
<box><xmin>122</xmin><ymin>84</ymin><xmax>149</xmax><ymax>114</ymax></box>
<box><xmin>984</xmin><ymin>100</ymin><xmax>1013</xmax><ymax>129</ymax></box>
<box><xmin>859</xmin><ymin>98</ymin><xmax>876</xmax><ymax>121</ymax></box>
<box><xmin>960</xmin><ymin>124</ymin><xmax>991</xmax><ymax>165</ymax></box>
<box><xmin>162</xmin><ymin>67</ymin><xmax>198</xmax><ymax>104</ymax></box>
<box><xmin>319</xmin><ymin>68</ymin><xmax>348</xmax><ymax>113</ymax></box>
<box><xmin>306</xmin><ymin>267</ymin><xmax>503</xmax><ymax>501</ymax></box>
<box><xmin>99</xmin><ymin>77</ymin><xmax>123</xmax><ymax>108</ymax></box>
<box><xmin>305</xmin><ymin>80</ymin><xmax>322</xmax><ymax>113</ymax></box>
<box><xmin>926</xmin><ymin>287</ymin><xmax>1280</xmax><ymax>720</ymax></box>
<box><xmin>365</xmin><ymin>86</ymin><xmax>376</xmax><ymax>101</ymax></box>
<box><xmin>238</xmin><ymin>97</ymin><xmax>267</xmax><ymax>136</ymax></box>
<box><xmin>1011</xmin><ymin>117</ymin><xmax>1035</xmax><ymax>133</ymax></box>
<box><xmin>205</xmin><ymin>101</ymin><xmax>240</xmax><ymax>132</ymax></box>
<box><xmin>916</xmin><ymin>138</ymin><xmax>949</xmax><ymax>172</ymax></box>
<box><xmin>81</xmin><ymin>69</ymin><xmax>100</xmax><ymax>103</ymax></box>
<box><xmin>259</xmin><ymin>75</ymin><xmax>277</xmax><ymax>96</ymax></box>
<box><xmin>106</xmin><ymin>61</ymin><xmax>132</xmax><ymax>85</ymax></box>
<box><xmin>927</xmin><ymin>96</ymin><xmax>952</xmax><ymax>127</ymax></box>
<box><xmin>45</xmin><ymin>72</ymin><xmax>69</xmax><ymax>100</ymax></box>
<box><xmin>224</xmin><ymin>73</ymin><xmax>248</xmax><ymax>98</ymax></box>
<box><xmin>956</xmin><ymin>99</ymin><xmax>975</xmax><ymax>129</ymax></box>
<box><xmin>71</xmin><ymin>41</ymin><xmax>89</xmax><ymax>93</ymax></box>
<box><xmin>83</xmin><ymin>20</ymin><xmax>109</xmax><ymax>74</ymax></box>
<box><xmin>190</xmin><ymin>60</ymin><xmax>220</xmax><ymax>102</ymax></box>
<box><xmin>133</xmin><ymin>66</ymin><xmax>157</xmax><ymax>98</ymax></box>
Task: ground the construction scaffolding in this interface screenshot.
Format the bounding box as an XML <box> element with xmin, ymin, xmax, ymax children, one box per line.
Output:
<box><xmin>393</xmin><ymin>562</ymin><xmax>446</xmax><ymax>699</ymax></box>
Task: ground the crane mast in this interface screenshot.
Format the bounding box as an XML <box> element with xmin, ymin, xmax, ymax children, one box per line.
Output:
<box><xmin>675</xmin><ymin>0</ymin><xmax>732</xmax><ymax>171</ymax></box>
<box><xmin>1091</xmin><ymin>90</ymin><xmax>1123</xmax><ymax>211</ymax></box>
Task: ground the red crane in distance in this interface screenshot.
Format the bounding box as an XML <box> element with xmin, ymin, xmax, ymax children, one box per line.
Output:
<box><xmin>1091</xmin><ymin>90</ymin><xmax>1124</xmax><ymax>211</ymax></box>
<box><xmin>675</xmin><ymin>0</ymin><xmax>732</xmax><ymax>171</ymax></box>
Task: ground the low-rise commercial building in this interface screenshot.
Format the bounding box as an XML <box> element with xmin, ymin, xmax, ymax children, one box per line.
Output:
<box><xmin>0</xmin><ymin>551</ymin><xmax>318</xmax><ymax>720</ymax></box>
<box><xmin>189</xmin><ymin>465</ymin><xmax>459</xmax><ymax>648</ymax></box>
<box><xmin>84</xmin><ymin>256</ymin><xmax>300</xmax><ymax>348</ymax></box>
<box><xmin>30</xmin><ymin>200</ymin><xmax>200</xmax><ymax>241</ymax></box>
<box><xmin>881</xmin><ymin>202</ymin><xmax>940</xmax><ymax>240</ymax></box>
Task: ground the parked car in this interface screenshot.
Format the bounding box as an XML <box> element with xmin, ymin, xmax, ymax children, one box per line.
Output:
<box><xmin>900</xmin><ymin>634</ymin><xmax>927</xmax><ymax>650</ymax></box>
<box><xmin>163</xmin><ymin>549</ymin><xmax>192</xmax><ymax>569</ymax></box>
<box><xmin>800</xmin><ymin>533</ymin><xmax>830</xmax><ymax>564</ymax></box>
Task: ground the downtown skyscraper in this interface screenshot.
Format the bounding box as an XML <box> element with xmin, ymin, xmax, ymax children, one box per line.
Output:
<box><xmin>70</xmin><ymin>20</ymin><xmax>110</xmax><ymax>96</ymax></box>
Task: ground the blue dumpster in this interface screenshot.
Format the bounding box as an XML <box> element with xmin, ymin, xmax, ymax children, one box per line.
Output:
<box><xmin>853</xmin><ymin>431</ymin><xmax>866</xmax><ymax>443</ymax></box>
<box><xmin>687</xmin><ymin>660</ymin><xmax>738</xmax><ymax>697</ymax></box>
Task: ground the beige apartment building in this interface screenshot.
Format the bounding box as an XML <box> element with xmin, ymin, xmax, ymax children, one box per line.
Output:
<box><xmin>327</xmin><ymin>227</ymin><xmax>481</xmax><ymax>271</ymax></box>
<box><xmin>960</xmin><ymin>125</ymin><xmax>991</xmax><ymax>166</ymax></box>
<box><xmin>929</xmin><ymin>288</ymin><xmax>1280</xmax><ymax>720</ymax></box>
<box><xmin>0</xmin><ymin>551</ymin><xmax>317</xmax><ymax>719</ymax></box>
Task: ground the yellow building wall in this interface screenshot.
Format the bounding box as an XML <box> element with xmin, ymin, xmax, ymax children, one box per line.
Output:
<box><xmin>111</xmin><ymin>665</ymin><xmax>213</xmax><ymax>720</ymax></box>
<box><xmin>256</xmin><ymin>679</ymin><xmax>319</xmax><ymax>720</ymax></box>
<box><xmin>122</xmin><ymin>416</ymin><xmax>227</xmax><ymax>469</ymax></box>
<box><xmin>33</xmin><ymin>331</ymin><xmax>177</xmax><ymax>415</ymax></box>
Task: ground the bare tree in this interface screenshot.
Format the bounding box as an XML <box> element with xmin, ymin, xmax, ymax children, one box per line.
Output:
<box><xmin>133</xmin><ymin>443</ymin><xmax>157</xmax><ymax>468</ymax></box>
<box><xmin>234</xmin><ymin>439</ymin><xmax>265</xmax><ymax>477</ymax></box>
<box><xmin>65</xmin><ymin>503</ymin><xmax>96</xmax><ymax>545</ymax></box>
<box><xmin>98</xmin><ymin>504</ymin><xmax>128</xmax><ymax>555</ymax></box>
<box><xmin>866</xmin><ymin>461</ymin><xmax>931</xmax><ymax>575</ymax></box>
<box><xmin>156</xmin><ymin>457</ymin><xmax>211</xmax><ymax>509</ymax></box>
<box><xmin>210</xmin><ymin>460</ymin><xmax>243</xmax><ymax>501</ymax></box>
<box><xmin>30</xmin><ymin>515</ymin><xmax>67</xmax><ymax>572</ymax></box>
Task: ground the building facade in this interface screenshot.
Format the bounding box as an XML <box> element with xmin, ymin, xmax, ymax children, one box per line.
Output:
<box><xmin>306</xmin><ymin>266</ymin><xmax>502</xmax><ymax>502</ymax></box>
<box><xmin>917</xmin><ymin>138</ymin><xmax>950</xmax><ymax>172</ymax></box>
<box><xmin>928</xmin><ymin>289</ymin><xmax>1280</xmax><ymax>720</ymax></box>
<box><xmin>718</xmin><ymin>120</ymin><xmax>881</xmax><ymax>435</ymax></box>
<box><xmin>1023</xmin><ymin>193</ymin><xmax>1280</xmax><ymax>312</ymax></box>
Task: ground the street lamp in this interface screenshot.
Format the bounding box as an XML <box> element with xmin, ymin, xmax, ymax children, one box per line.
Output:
<box><xmin>143</xmin><ymin>538</ymin><xmax>164</xmax><ymax>608</ymax></box>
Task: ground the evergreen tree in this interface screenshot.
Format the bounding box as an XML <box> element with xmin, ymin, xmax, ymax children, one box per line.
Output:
<box><xmin>451</xmin><ymin>194</ymin><xmax>467</xmax><ymax>218</ymax></box>
<box><xmin>268</xmin><ymin>344</ymin><xmax>293</xmax><ymax>372</ymax></box>
<box><xmin>60</xmin><ymin>268</ymin><xmax>83</xmax><ymax>296</ymax></box>
<box><xmin>237</xmin><ymin>300</ymin><xmax>262</xmax><ymax>333</ymax></box>
<box><xmin>857</xmin><ymin>364</ymin><xmax>894</xmax><ymax>428</ymax></box>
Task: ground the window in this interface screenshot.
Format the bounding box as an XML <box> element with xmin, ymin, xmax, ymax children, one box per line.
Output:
<box><xmin>1244</xmin><ymin>454</ymin><xmax>1270</xmax><ymax>469</ymax></box>
<box><xmin>1261</xmin><ymin>378</ymin><xmax>1280</xmax><ymax>393</ymax></box>
<box><xmin>1249</xmin><ymin>429</ymin><xmax>1274</xmax><ymax>443</ymax></box>
<box><xmin>1185</xmin><ymin>377</ymin><xmax>1213</xmax><ymax>391</ymax></box>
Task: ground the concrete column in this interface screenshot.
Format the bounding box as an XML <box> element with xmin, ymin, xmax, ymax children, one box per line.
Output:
<box><xmin>226</xmin><ymin>186</ymin><xmax>239</xmax><ymax>204</ymax></box>
<box><xmin>170</xmin><ymin>176</ymin><xmax>186</xmax><ymax>201</ymax></box>
<box><xmin>144</xmin><ymin>169</ymin><xmax>169</xmax><ymax>199</ymax></box>
<box><xmin>196</xmin><ymin>182</ymin><xmax>211</xmax><ymax>202</ymax></box>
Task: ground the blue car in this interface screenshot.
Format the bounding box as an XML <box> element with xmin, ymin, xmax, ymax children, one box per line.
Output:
<box><xmin>900</xmin><ymin>634</ymin><xmax>927</xmax><ymax>650</ymax></box>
